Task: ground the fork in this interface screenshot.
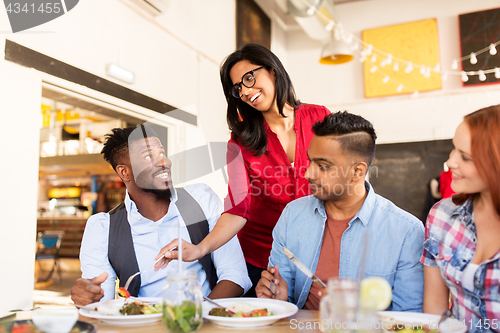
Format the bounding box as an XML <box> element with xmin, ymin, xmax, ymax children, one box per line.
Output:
<box><xmin>123</xmin><ymin>255</ymin><xmax>166</xmax><ymax>291</ymax></box>
<box><xmin>203</xmin><ymin>296</ymin><xmax>235</xmax><ymax>315</ymax></box>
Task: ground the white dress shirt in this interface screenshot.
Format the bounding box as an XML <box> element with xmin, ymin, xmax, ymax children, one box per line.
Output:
<box><xmin>80</xmin><ymin>183</ymin><xmax>251</xmax><ymax>301</ymax></box>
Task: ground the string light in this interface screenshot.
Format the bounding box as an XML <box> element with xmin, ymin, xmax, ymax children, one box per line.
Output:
<box><xmin>490</xmin><ymin>44</ymin><xmax>497</xmax><ymax>55</ymax></box>
<box><xmin>425</xmin><ymin>67</ymin><xmax>431</xmax><ymax>78</ymax></box>
<box><xmin>478</xmin><ymin>70</ymin><xmax>486</xmax><ymax>81</ymax></box>
<box><xmin>470</xmin><ymin>53</ymin><xmax>478</xmax><ymax>65</ymax></box>
<box><xmin>297</xmin><ymin>0</ymin><xmax>500</xmax><ymax>95</ymax></box>
<box><xmin>461</xmin><ymin>71</ymin><xmax>469</xmax><ymax>82</ymax></box>
<box><xmin>366</xmin><ymin>45</ymin><xmax>373</xmax><ymax>56</ymax></box>
<box><xmin>383</xmin><ymin>76</ymin><xmax>390</xmax><ymax>83</ymax></box>
<box><xmin>405</xmin><ymin>62</ymin><xmax>413</xmax><ymax>74</ymax></box>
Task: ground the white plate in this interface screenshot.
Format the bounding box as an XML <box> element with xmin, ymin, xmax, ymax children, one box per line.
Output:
<box><xmin>79</xmin><ymin>297</ymin><xmax>162</xmax><ymax>326</ymax></box>
<box><xmin>378</xmin><ymin>311</ymin><xmax>467</xmax><ymax>333</ymax></box>
<box><xmin>202</xmin><ymin>298</ymin><xmax>298</xmax><ymax>328</ymax></box>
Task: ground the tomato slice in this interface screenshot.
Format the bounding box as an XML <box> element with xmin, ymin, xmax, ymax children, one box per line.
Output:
<box><xmin>250</xmin><ymin>309</ymin><xmax>268</xmax><ymax>317</ymax></box>
<box><xmin>117</xmin><ymin>287</ymin><xmax>131</xmax><ymax>299</ymax></box>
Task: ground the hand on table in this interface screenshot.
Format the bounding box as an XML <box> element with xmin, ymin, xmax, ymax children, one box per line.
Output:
<box><xmin>255</xmin><ymin>265</ymin><xmax>288</xmax><ymax>301</ymax></box>
<box><xmin>70</xmin><ymin>272</ymin><xmax>107</xmax><ymax>306</ymax></box>
<box><xmin>154</xmin><ymin>239</ymin><xmax>204</xmax><ymax>271</ymax></box>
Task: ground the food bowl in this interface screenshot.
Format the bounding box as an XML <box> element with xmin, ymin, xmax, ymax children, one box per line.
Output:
<box><xmin>32</xmin><ymin>308</ymin><xmax>79</xmax><ymax>333</ymax></box>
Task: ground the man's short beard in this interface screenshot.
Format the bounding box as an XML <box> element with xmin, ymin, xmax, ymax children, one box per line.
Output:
<box><xmin>142</xmin><ymin>187</ymin><xmax>172</xmax><ymax>200</ymax></box>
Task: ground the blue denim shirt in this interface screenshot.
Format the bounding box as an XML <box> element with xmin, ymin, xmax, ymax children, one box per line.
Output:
<box><xmin>269</xmin><ymin>182</ymin><xmax>424</xmax><ymax>311</ymax></box>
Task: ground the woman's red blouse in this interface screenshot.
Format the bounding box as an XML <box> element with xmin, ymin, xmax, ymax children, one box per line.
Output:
<box><xmin>223</xmin><ymin>104</ymin><xmax>331</xmax><ymax>268</ymax></box>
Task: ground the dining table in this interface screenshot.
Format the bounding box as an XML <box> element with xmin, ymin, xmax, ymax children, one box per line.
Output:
<box><xmin>12</xmin><ymin>308</ymin><xmax>322</xmax><ymax>333</ymax></box>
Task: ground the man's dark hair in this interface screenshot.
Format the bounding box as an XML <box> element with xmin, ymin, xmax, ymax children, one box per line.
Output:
<box><xmin>313</xmin><ymin>111</ymin><xmax>377</xmax><ymax>166</ymax></box>
<box><xmin>101</xmin><ymin>125</ymin><xmax>158</xmax><ymax>171</ymax></box>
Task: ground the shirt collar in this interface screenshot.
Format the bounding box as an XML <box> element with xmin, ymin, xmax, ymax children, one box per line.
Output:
<box><xmin>450</xmin><ymin>198</ymin><xmax>475</xmax><ymax>229</ymax></box>
<box><xmin>123</xmin><ymin>187</ymin><xmax>178</xmax><ymax>222</ymax></box>
<box><xmin>313</xmin><ymin>181</ymin><xmax>373</xmax><ymax>227</ymax></box>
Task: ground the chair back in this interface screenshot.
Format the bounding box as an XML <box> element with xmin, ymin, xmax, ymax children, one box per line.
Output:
<box><xmin>36</xmin><ymin>230</ymin><xmax>64</xmax><ymax>258</ymax></box>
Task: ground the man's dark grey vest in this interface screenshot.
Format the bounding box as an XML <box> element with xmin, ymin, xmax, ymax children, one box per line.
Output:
<box><xmin>107</xmin><ymin>187</ymin><xmax>217</xmax><ymax>297</ymax></box>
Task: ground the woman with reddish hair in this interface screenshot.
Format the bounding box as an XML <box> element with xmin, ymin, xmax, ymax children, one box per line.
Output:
<box><xmin>421</xmin><ymin>105</ymin><xmax>500</xmax><ymax>331</ymax></box>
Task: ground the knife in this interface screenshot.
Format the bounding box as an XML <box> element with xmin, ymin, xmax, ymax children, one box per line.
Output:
<box><xmin>282</xmin><ymin>246</ymin><xmax>327</xmax><ymax>288</ymax></box>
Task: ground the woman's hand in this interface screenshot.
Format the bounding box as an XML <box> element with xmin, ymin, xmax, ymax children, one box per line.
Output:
<box><xmin>154</xmin><ymin>239</ymin><xmax>204</xmax><ymax>270</ymax></box>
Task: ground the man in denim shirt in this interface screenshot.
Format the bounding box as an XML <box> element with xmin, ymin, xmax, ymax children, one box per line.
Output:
<box><xmin>256</xmin><ymin>112</ymin><xmax>424</xmax><ymax>311</ymax></box>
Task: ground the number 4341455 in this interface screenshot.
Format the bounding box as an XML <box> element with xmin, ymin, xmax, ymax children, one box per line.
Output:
<box><xmin>6</xmin><ymin>3</ymin><xmax>62</xmax><ymax>14</ymax></box>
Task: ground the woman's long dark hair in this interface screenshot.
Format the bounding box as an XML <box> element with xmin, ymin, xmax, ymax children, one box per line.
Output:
<box><xmin>220</xmin><ymin>44</ymin><xmax>300</xmax><ymax>156</ymax></box>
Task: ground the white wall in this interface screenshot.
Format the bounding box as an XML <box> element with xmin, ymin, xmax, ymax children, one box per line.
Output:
<box><xmin>285</xmin><ymin>0</ymin><xmax>500</xmax><ymax>143</ymax></box>
<box><xmin>0</xmin><ymin>0</ymin><xmax>237</xmax><ymax>311</ymax></box>
<box><xmin>0</xmin><ymin>56</ymin><xmax>41</xmax><ymax>312</ymax></box>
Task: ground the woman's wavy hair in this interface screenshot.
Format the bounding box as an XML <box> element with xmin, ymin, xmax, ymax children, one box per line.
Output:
<box><xmin>220</xmin><ymin>43</ymin><xmax>300</xmax><ymax>156</ymax></box>
<box><xmin>452</xmin><ymin>104</ymin><xmax>500</xmax><ymax>217</ymax></box>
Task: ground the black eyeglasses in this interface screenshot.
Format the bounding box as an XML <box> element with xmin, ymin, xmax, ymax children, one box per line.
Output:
<box><xmin>231</xmin><ymin>66</ymin><xmax>265</xmax><ymax>98</ymax></box>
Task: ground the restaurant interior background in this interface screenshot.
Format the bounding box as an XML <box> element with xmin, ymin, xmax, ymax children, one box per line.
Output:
<box><xmin>1</xmin><ymin>0</ymin><xmax>500</xmax><ymax>313</ymax></box>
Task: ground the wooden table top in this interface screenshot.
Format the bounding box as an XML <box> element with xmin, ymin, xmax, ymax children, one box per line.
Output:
<box><xmin>14</xmin><ymin>309</ymin><xmax>321</xmax><ymax>333</ymax></box>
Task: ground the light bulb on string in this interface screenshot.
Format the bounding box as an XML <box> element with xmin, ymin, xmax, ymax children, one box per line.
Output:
<box><xmin>371</xmin><ymin>54</ymin><xmax>377</xmax><ymax>63</ymax></box>
<box><xmin>397</xmin><ymin>84</ymin><xmax>404</xmax><ymax>92</ymax></box>
<box><xmin>419</xmin><ymin>66</ymin><xmax>426</xmax><ymax>75</ymax></box>
<box><xmin>433</xmin><ymin>64</ymin><xmax>440</xmax><ymax>73</ymax></box>
<box><xmin>470</xmin><ymin>53</ymin><xmax>477</xmax><ymax>65</ymax></box>
<box><xmin>359</xmin><ymin>55</ymin><xmax>367</xmax><ymax>63</ymax></box>
<box><xmin>325</xmin><ymin>21</ymin><xmax>334</xmax><ymax>32</ymax></box>
<box><xmin>405</xmin><ymin>62</ymin><xmax>413</xmax><ymax>73</ymax></box>
<box><xmin>461</xmin><ymin>71</ymin><xmax>469</xmax><ymax>82</ymax></box>
<box><xmin>380</xmin><ymin>59</ymin><xmax>387</xmax><ymax>67</ymax></box>
<box><xmin>393</xmin><ymin>62</ymin><xmax>399</xmax><ymax>72</ymax></box>
<box><xmin>366</xmin><ymin>45</ymin><xmax>373</xmax><ymax>56</ymax></box>
<box><xmin>385</xmin><ymin>54</ymin><xmax>393</xmax><ymax>65</ymax></box>
<box><xmin>495</xmin><ymin>67</ymin><xmax>500</xmax><ymax>79</ymax></box>
<box><xmin>451</xmin><ymin>59</ymin><xmax>458</xmax><ymax>70</ymax></box>
<box><xmin>424</xmin><ymin>67</ymin><xmax>431</xmax><ymax>78</ymax></box>
<box><xmin>307</xmin><ymin>6</ymin><xmax>315</xmax><ymax>15</ymax></box>
<box><xmin>382</xmin><ymin>76</ymin><xmax>390</xmax><ymax>84</ymax></box>
<box><xmin>490</xmin><ymin>44</ymin><xmax>497</xmax><ymax>55</ymax></box>
<box><xmin>479</xmin><ymin>70</ymin><xmax>486</xmax><ymax>81</ymax></box>
<box><xmin>370</xmin><ymin>65</ymin><xmax>377</xmax><ymax>73</ymax></box>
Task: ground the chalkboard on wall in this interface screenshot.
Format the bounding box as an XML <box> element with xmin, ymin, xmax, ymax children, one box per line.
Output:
<box><xmin>369</xmin><ymin>139</ymin><xmax>453</xmax><ymax>222</ymax></box>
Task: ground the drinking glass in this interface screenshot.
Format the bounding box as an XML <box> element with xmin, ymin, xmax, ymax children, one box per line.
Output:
<box><xmin>319</xmin><ymin>277</ymin><xmax>381</xmax><ymax>333</ymax></box>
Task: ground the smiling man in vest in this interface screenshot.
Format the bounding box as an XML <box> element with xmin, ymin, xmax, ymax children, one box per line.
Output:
<box><xmin>71</xmin><ymin>125</ymin><xmax>251</xmax><ymax>305</ymax></box>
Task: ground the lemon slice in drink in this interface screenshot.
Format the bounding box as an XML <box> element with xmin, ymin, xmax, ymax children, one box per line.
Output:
<box><xmin>164</xmin><ymin>305</ymin><xmax>176</xmax><ymax>321</ymax></box>
<box><xmin>360</xmin><ymin>277</ymin><xmax>392</xmax><ymax>310</ymax></box>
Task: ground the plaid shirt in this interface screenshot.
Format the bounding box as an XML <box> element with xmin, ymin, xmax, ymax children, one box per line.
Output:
<box><xmin>421</xmin><ymin>198</ymin><xmax>500</xmax><ymax>332</ymax></box>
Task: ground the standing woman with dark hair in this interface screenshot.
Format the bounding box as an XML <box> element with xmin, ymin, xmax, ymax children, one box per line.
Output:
<box><xmin>156</xmin><ymin>44</ymin><xmax>330</xmax><ymax>295</ymax></box>
<box><xmin>422</xmin><ymin>105</ymin><xmax>500</xmax><ymax>330</ymax></box>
